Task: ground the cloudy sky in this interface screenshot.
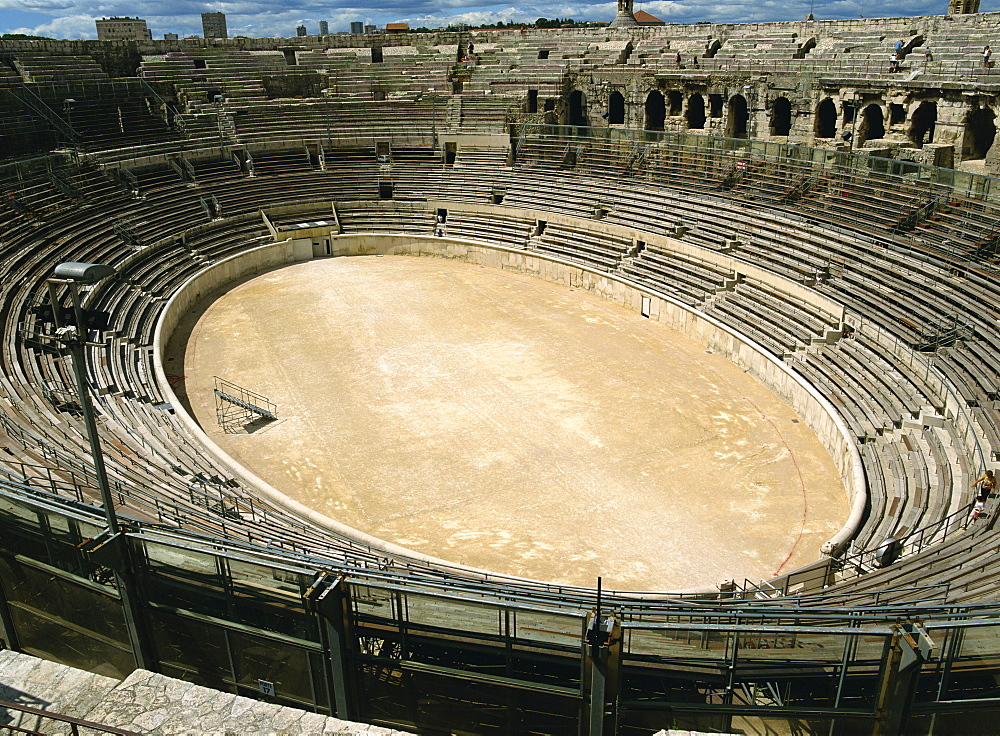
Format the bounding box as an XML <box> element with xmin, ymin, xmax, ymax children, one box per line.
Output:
<box><xmin>2</xmin><ymin>0</ymin><xmax>998</xmax><ymax>39</ymax></box>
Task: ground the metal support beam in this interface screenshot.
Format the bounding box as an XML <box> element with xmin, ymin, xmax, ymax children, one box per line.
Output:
<box><xmin>305</xmin><ymin>573</ymin><xmax>351</xmax><ymax>718</ymax></box>
<box><xmin>874</xmin><ymin>620</ymin><xmax>936</xmax><ymax>735</ymax></box>
<box><xmin>583</xmin><ymin>578</ymin><xmax>621</xmax><ymax>736</ymax></box>
<box><xmin>0</xmin><ymin>568</ymin><xmax>20</xmax><ymax>651</ymax></box>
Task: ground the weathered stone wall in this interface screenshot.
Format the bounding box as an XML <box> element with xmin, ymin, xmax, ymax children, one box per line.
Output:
<box><xmin>4</xmin><ymin>11</ymin><xmax>1000</xmax><ymax>172</ymax></box>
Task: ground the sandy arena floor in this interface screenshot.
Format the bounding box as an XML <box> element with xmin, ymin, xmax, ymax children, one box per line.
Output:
<box><xmin>167</xmin><ymin>255</ymin><xmax>849</xmax><ymax>592</ymax></box>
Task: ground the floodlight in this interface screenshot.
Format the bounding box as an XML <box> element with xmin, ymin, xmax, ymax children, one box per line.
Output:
<box><xmin>53</xmin><ymin>262</ymin><xmax>116</xmax><ymax>284</ymax></box>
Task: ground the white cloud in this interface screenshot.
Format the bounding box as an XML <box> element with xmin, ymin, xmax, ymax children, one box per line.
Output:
<box><xmin>7</xmin><ymin>14</ymin><xmax>94</xmax><ymax>39</ymax></box>
<box><xmin>3</xmin><ymin>0</ymin><xmax>999</xmax><ymax>38</ymax></box>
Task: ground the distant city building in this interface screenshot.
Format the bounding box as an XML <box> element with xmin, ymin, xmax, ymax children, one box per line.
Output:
<box><xmin>350</xmin><ymin>21</ymin><xmax>364</xmax><ymax>34</ymax></box>
<box><xmin>95</xmin><ymin>17</ymin><xmax>152</xmax><ymax>41</ymax></box>
<box><xmin>948</xmin><ymin>0</ymin><xmax>980</xmax><ymax>12</ymax></box>
<box><xmin>296</xmin><ymin>24</ymin><xmax>307</xmax><ymax>37</ymax></box>
<box><xmin>385</xmin><ymin>22</ymin><xmax>409</xmax><ymax>32</ymax></box>
<box><xmin>319</xmin><ymin>20</ymin><xmax>329</xmax><ymax>35</ymax></box>
<box><xmin>201</xmin><ymin>12</ymin><xmax>228</xmax><ymax>39</ymax></box>
<box><xmin>163</xmin><ymin>32</ymin><xmax>178</xmax><ymax>40</ymax></box>
<box><xmin>364</xmin><ymin>24</ymin><xmax>378</xmax><ymax>34</ymax></box>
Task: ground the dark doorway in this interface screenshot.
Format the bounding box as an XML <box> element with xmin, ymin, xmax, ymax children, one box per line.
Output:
<box><xmin>963</xmin><ymin>106</ymin><xmax>997</xmax><ymax>160</ymax></box>
<box><xmin>709</xmin><ymin>94</ymin><xmax>724</xmax><ymax>119</ymax></box>
<box><xmin>727</xmin><ymin>95</ymin><xmax>749</xmax><ymax>139</ymax></box>
<box><xmin>527</xmin><ymin>90</ymin><xmax>538</xmax><ymax>113</ymax></box>
<box><xmin>842</xmin><ymin>100</ymin><xmax>857</xmax><ymax>126</ymax></box>
<box><xmin>667</xmin><ymin>90</ymin><xmax>683</xmax><ymax>115</ymax></box>
<box><xmin>858</xmin><ymin>104</ymin><xmax>885</xmax><ymax>145</ymax></box>
<box><xmin>770</xmin><ymin>97</ymin><xmax>792</xmax><ymax>136</ymax></box>
<box><xmin>568</xmin><ymin>91</ymin><xmax>588</xmax><ymax>126</ymax></box>
<box><xmin>686</xmin><ymin>94</ymin><xmax>706</xmax><ymax>129</ymax></box>
<box><xmin>909</xmin><ymin>101</ymin><xmax>937</xmax><ymax>145</ymax></box>
<box><xmin>889</xmin><ymin>103</ymin><xmax>906</xmax><ymax>126</ymax></box>
<box><xmin>815</xmin><ymin>97</ymin><xmax>837</xmax><ymax>138</ymax></box>
<box><xmin>608</xmin><ymin>91</ymin><xmax>625</xmax><ymax>124</ymax></box>
<box><xmin>645</xmin><ymin>91</ymin><xmax>666</xmax><ymax>131</ymax></box>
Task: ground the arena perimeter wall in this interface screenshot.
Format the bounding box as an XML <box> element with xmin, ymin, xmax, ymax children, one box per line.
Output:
<box><xmin>152</xmin><ymin>232</ymin><xmax>867</xmax><ymax>592</ymax></box>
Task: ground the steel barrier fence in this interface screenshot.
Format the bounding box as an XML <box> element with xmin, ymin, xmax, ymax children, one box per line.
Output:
<box><xmin>3</xmin><ymin>483</ymin><xmax>1000</xmax><ymax>734</ymax></box>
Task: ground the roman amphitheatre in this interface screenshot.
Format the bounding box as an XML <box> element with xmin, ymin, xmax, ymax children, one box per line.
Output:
<box><xmin>1</xmin><ymin>2</ymin><xmax>1000</xmax><ymax>733</ymax></box>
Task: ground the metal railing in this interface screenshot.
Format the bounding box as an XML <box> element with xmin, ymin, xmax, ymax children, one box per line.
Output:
<box><xmin>0</xmin><ymin>698</ymin><xmax>140</xmax><ymax>736</ymax></box>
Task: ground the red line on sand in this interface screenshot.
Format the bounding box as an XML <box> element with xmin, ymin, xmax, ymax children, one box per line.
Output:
<box><xmin>715</xmin><ymin>374</ymin><xmax>809</xmax><ymax>577</ymax></box>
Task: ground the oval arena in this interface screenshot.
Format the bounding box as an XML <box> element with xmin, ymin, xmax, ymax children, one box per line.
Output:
<box><xmin>2</xmin><ymin>11</ymin><xmax>1000</xmax><ymax>735</ymax></box>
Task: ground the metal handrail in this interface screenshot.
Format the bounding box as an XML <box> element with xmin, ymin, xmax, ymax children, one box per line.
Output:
<box><xmin>0</xmin><ymin>698</ymin><xmax>140</xmax><ymax>736</ymax></box>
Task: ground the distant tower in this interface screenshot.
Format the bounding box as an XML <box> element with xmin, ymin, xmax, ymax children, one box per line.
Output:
<box><xmin>609</xmin><ymin>0</ymin><xmax>639</xmax><ymax>27</ymax></box>
<box><xmin>319</xmin><ymin>20</ymin><xmax>328</xmax><ymax>35</ymax></box>
<box><xmin>202</xmin><ymin>12</ymin><xmax>228</xmax><ymax>39</ymax></box>
<box><xmin>350</xmin><ymin>21</ymin><xmax>364</xmax><ymax>34</ymax></box>
<box><xmin>948</xmin><ymin>0</ymin><xmax>980</xmax><ymax>12</ymax></box>
<box><xmin>296</xmin><ymin>24</ymin><xmax>307</xmax><ymax>37</ymax></box>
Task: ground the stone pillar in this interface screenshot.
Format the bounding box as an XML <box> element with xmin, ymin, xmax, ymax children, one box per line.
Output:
<box><xmin>609</xmin><ymin>0</ymin><xmax>639</xmax><ymax>27</ymax></box>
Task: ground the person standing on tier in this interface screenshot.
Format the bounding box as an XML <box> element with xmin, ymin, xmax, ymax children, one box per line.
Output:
<box><xmin>984</xmin><ymin>45</ymin><xmax>992</xmax><ymax>68</ymax></box>
<box><xmin>973</xmin><ymin>469</ymin><xmax>996</xmax><ymax>501</ymax></box>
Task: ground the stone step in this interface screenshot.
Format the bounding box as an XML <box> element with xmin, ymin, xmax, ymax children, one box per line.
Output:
<box><xmin>0</xmin><ymin>650</ymin><xmax>406</xmax><ymax>735</ymax></box>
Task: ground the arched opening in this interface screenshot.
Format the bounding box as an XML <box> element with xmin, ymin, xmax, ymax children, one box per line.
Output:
<box><xmin>770</xmin><ymin>97</ymin><xmax>792</xmax><ymax>136</ymax></box>
<box><xmin>909</xmin><ymin>101</ymin><xmax>937</xmax><ymax>145</ymax></box>
<box><xmin>857</xmin><ymin>104</ymin><xmax>885</xmax><ymax>145</ymax></box>
<box><xmin>608</xmin><ymin>91</ymin><xmax>625</xmax><ymax>125</ymax></box>
<box><xmin>568</xmin><ymin>90</ymin><xmax>588</xmax><ymax>127</ymax></box>
<box><xmin>645</xmin><ymin>91</ymin><xmax>666</xmax><ymax>131</ymax></box>
<box><xmin>726</xmin><ymin>94</ymin><xmax>749</xmax><ymax>139</ymax></box>
<box><xmin>815</xmin><ymin>97</ymin><xmax>837</xmax><ymax>138</ymax></box>
<box><xmin>686</xmin><ymin>94</ymin><xmax>706</xmax><ymax>129</ymax></box>
<box><xmin>795</xmin><ymin>37</ymin><xmax>817</xmax><ymax>59</ymax></box>
<box><xmin>963</xmin><ymin>106</ymin><xmax>997</xmax><ymax>160</ymax></box>
<box><xmin>667</xmin><ymin>90</ymin><xmax>683</xmax><ymax>116</ymax></box>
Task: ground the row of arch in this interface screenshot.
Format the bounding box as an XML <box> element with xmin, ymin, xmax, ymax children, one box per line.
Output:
<box><xmin>567</xmin><ymin>90</ymin><xmax>997</xmax><ymax>160</ymax></box>
<box><xmin>815</xmin><ymin>97</ymin><xmax>938</xmax><ymax>148</ymax></box>
<box><xmin>569</xmin><ymin>90</ymin><xmax>752</xmax><ymax>139</ymax></box>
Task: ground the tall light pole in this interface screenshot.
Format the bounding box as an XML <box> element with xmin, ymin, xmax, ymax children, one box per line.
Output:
<box><xmin>46</xmin><ymin>263</ymin><xmax>120</xmax><ymax>532</ymax></box>
<box><xmin>45</xmin><ymin>262</ymin><xmax>155</xmax><ymax>670</ymax></box>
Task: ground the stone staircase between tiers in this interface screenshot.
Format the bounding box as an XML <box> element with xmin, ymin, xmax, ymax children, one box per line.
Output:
<box><xmin>0</xmin><ymin>650</ymin><xmax>401</xmax><ymax>735</ymax></box>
